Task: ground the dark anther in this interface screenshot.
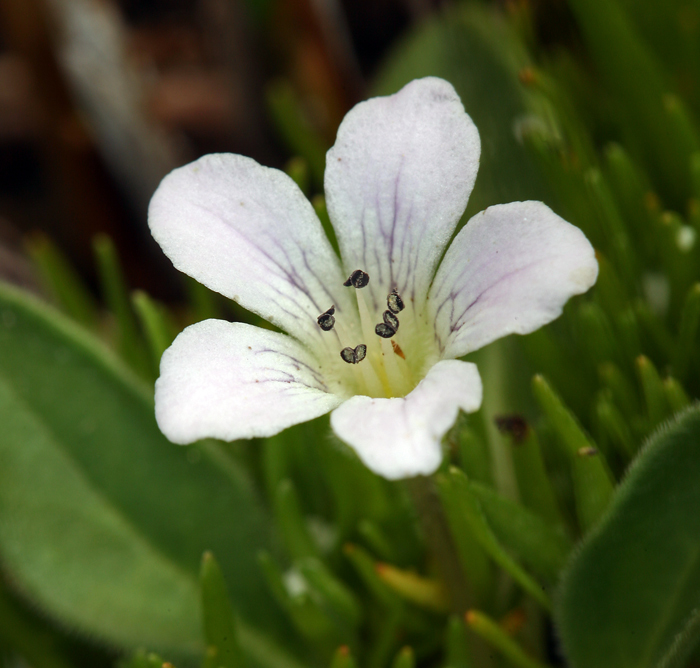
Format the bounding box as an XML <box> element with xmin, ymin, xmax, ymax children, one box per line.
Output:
<box><xmin>375</xmin><ymin>322</ymin><xmax>396</xmax><ymax>338</ymax></box>
<box><xmin>317</xmin><ymin>305</ymin><xmax>336</xmax><ymax>331</ymax></box>
<box><xmin>387</xmin><ymin>289</ymin><xmax>405</xmax><ymax>313</ymax></box>
<box><xmin>343</xmin><ymin>269</ymin><xmax>370</xmax><ymax>289</ymax></box>
<box><xmin>494</xmin><ymin>415</ymin><xmax>529</xmax><ymax>444</ymax></box>
<box><xmin>383</xmin><ymin>310</ymin><xmax>399</xmax><ymax>332</ymax></box>
<box><xmin>340</xmin><ymin>344</ymin><xmax>367</xmax><ymax>364</ymax></box>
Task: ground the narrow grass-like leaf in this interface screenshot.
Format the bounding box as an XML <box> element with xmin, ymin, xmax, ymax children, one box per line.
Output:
<box><xmin>297</xmin><ymin>558</ymin><xmax>361</xmax><ymax>628</ymax></box>
<box><xmin>200</xmin><ymin>552</ymin><xmax>245</xmax><ymax>668</ymax></box>
<box><xmin>93</xmin><ymin>235</ymin><xmax>151</xmax><ymax>377</ymax></box>
<box><xmin>664</xmin><ymin>377</ymin><xmax>690</xmax><ymax>414</ymax></box>
<box><xmin>672</xmin><ymin>282</ymin><xmax>700</xmax><ymax>379</ymax></box>
<box><xmin>468</xmin><ymin>482</ymin><xmax>571</xmax><ymax>584</ymax></box>
<box><xmin>532</xmin><ymin>375</ymin><xmax>614</xmax><ymax>531</ymax></box>
<box><xmin>343</xmin><ymin>544</ymin><xmax>402</xmax><ymax>610</ymax></box>
<box><xmin>454</xmin><ymin>425</ymin><xmax>492</xmax><ymax>487</ymax></box>
<box><xmin>26</xmin><ymin>233</ymin><xmax>98</xmax><ymax>329</ymax></box>
<box><xmin>391</xmin><ymin>646</ymin><xmax>415</xmax><ymax>668</ymax></box>
<box><xmin>274</xmin><ymin>479</ymin><xmax>320</xmax><ymax>561</ymax></box>
<box><xmin>445</xmin><ymin>615</ymin><xmax>473</xmax><ymax>668</ymax></box>
<box><xmin>431</xmin><ymin>474</ymin><xmax>494</xmax><ymax>607</ymax></box>
<box><xmin>594</xmin><ymin>396</ymin><xmax>635</xmax><ymax>458</ymax></box>
<box><xmin>132</xmin><ymin>290</ymin><xmax>177</xmax><ymax>373</ymax></box>
<box><xmin>496</xmin><ymin>416</ymin><xmax>564</xmax><ymax>527</ymax></box>
<box><xmin>465</xmin><ymin>611</ymin><xmax>549</xmax><ymax>668</ymax></box>
<box><xmin>266</xmin><ymin>80</ymin><xmax>327</xmax><ymax>188</ymax></box>
<box><xmin>436</xmin><ymin>470</ymin><xmax>551</xmax><ymax>611</ymax></box>
<box><xmin>635</xmin><ymin>355</ymin><xmax>669</xmax><ymax>428</ymax></box>
<box><xmin>598</xmin><ymin>363</ymin><xmax>640</xmax><ymax>419</ymax></box>
<box><xmin>375</xmin><ymin>564</ymin><xmax>449</xmax><ymax>613</ymax></box>
<box><xmin>330</xmin><ymin>646</ymin><xmax>357</xmax><ymax>668</ymax></box>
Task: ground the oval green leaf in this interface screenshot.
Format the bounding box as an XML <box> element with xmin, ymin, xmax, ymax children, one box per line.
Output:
<box><xmin>0</xmin><ymin>282</ymin><xmax>285</xmax><ymax>656</ymax></box>
<box><xmin>556</xmin><ymin>405</ymin><xmax>700</xmax><ymax>668</ymax></box>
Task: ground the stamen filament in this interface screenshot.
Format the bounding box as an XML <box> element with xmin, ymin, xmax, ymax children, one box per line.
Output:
<box><xmin>355</xmin><ymin>289</ymin><xmax>392</xmax><ymax>397</ymax></box>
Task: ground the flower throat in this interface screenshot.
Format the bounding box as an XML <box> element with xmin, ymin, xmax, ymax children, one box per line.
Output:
<box><xmin>317</xmin><ymin>270</ymin><xmax>415</xmax><ymax>398</ymax></box>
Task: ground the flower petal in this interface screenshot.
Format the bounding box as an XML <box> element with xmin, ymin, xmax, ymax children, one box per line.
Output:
<box><xmin>149</xmin><ymin>153</ymin><xmax>356</xmax><ymax>343</ymax></box>
<box><xmin>429</xmin><ymin>201</ymin><xmax>598</xmax><ymax>359</ymax></box>
<box><xmin>325</xmin><ymin>77</ymin><xmax>480</xmax><ymax>312</ymax></box>
<box><xmin>155</xmin><ymin>320</ymin><xmax>344</xmax><ymax>444</ymax></box>
<box><xmin>330</xmin><ymin>360</ymin><xmax>482</xmax><ymax>480</ymax></box>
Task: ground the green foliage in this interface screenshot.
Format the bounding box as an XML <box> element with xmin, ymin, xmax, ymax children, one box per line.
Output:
<box><xmin>436</xmin><ymin>469</ymin><xmax>551</xmax><ymax>612</ymax></box>
<box><xmin>200</xmin><ymin>552</ymin><xmax>245</xmax><ymax>668</ymax></box>
<box><xmin>556</xmin><ymin>406</ymin><xmax>700</xmax><ymax>668</ymax></box>
<box><xmin>0</xmin><ymin>281</ymin><xmax>286</xmax><ymax>657</ymax></box>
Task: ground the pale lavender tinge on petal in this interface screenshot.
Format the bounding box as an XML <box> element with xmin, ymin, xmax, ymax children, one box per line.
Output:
<box><xmin>156</xmin><ymin>320</ymin><xmax>344</xmax><ymax>444</ymax></box>
<box><xmin>429</xmin><ymin>201</ymin><xmax>598</xmax><ymax>359</ymax></box>
<box><xmin>149</xmin><ymin>153</ymin><xmax>358</xmax><ymax>344</ymax></box>
<box><xmin>325</xmin><ymin>77</ymin><xmax>481</xmax><ymax>312</ymax></box>
<box><xmin>330</xmin><ymin>360</ymin><xmax>482</xmax><ymax>480</ymax></box>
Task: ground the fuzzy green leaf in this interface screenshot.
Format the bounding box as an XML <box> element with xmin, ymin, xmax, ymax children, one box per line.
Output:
<box><xmin>556</xmin><ymin>406</ymin><xmax>700</xmax><ymax>668</ymax></box>
<box><xmin>0</xmin><ymin>282</ymin><xmax>285</xmax><ymax>657</ymax></box>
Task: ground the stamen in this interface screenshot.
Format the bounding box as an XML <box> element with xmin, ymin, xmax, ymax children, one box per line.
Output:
<box><xmin>317</xmin><ymin>305</ymin><xmax>336</xmax><ymax>331</ymax></box>
<box><xmin>375</xmin><ymin>322</ymin><xmax>396</xmax><ymax>338</ymax></box>
<box><xmin>383</xmin><ymin>310</ymin><xmax>399</xmax><ymax>332</ymax></box>
<box><xmin>391</xmin><ymin>340</ymin><xmax>405</xmax><ymax>359</ymax></box>
<box><xmin>387</xmin><ymin>289</ymin><xmax>405</xmax><ymax>313</ymax></box>
<box><xmin>340</xmin><ymin>344</ymin><xmax>367</xmax><ymax>364</ymax></box>
<box><xmin>343</xmin><ymin>269</ymin><xmax>370</xmax><ymax>289</ymax></box>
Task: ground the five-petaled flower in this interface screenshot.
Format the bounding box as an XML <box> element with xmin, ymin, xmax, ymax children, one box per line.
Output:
<box><xmin>149</xmin><ymin>77</ymin><xmax>598</xmax><ymax>480</ymax></box>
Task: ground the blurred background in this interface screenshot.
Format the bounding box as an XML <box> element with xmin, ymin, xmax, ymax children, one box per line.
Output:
<box><xmin>0</xmin><ymin>0</ymin><xmax>569</xmax><ymax>302</ymax></box>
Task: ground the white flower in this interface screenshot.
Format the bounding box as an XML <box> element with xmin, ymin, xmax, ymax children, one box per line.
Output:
<box><xmin>148</xmin><ymin>77</ymin><xmax>598</xmax><ymax>480</ymax></box>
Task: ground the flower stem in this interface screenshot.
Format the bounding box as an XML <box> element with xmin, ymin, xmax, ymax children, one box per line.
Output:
<box><xmin>405</xmin><ymin>475</ymin><xmax>493</xmax><ymax>668</ymax></box>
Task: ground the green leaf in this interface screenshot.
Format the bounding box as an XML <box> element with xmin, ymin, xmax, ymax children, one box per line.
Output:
<box><xmin>391</xmin><ymin>646</ymin><xmax>415</xmax><ymax>668</ymax></box>
<box><xmin>496</xmin><ymin>417</ymin><xmax>564</xmax><ymax>527</ymax></box>
<box><xmin>26</xmin><ymin>233</ymin><xmax>98</xmax><ymax>330</ymax></box>
<box><xmin>330</xmin><ymin>646</ymin><xmax>357</xmax><ymax>668</ymax></box>
<box><xmin>436</xmin><ymin>469</ymin><xmax>551</xmax><ymax>611</ymax></box>
<box><xmin>93</xmin><ymin>235</ymin><xmax>151</xmax><ymax>378</ymax></box>
<box><xmin>556</xmin><ymin>405</ymin><xmax>700</xmax><ymax>668</ymax></box>
<box><xmin>0</xmin><ymin>581</ymin><xmax>74</xmax><ymax>668</ymax></box>
<box><xmin>672</xmin><ymin>283</ymin><xmax>700</xmax><ymax>379</ymax></box>
<box><xmin>465</xmin><ymin>610</ymin><xmax>549</xmax><ymax>668</ymax></box>
<box><xmin>565</xmin><ymin>0</ymin><xmax>690</xmax><ymax>205</ymax></box>
<box><xmin>200</xmin><ymin>552</ymin><xmax>245</xmax><ymax>668</ymax></box>
<box><xmin>297</xmin><ymin>558</ymin><xmax>361</xmax><ymax>629</ymax></box>
<box><xmin>0</xmin><ymin>282</ymin><xmax>286</xmax><ymax>657</ymax></box>
<box><xmin>532</xmin><ymin>375</ymin><xmax>614</xmax><ymax>531</ymax></box>
<box><xmin>635</xmin><ymin>355</ymin><xmax>669</xmax><ymax>429</ymax></box>
<box><xmin>132</xmin><ymin>290</ymin><xmax>177</xmax><ymax>373</ymax></box>
<box><xmin>265</xmin><ymin>80</ymin><xmax>328</xmax><ymax>189</ymax></box>
<box><xmin>274</xmin><ymin>479</ymin><xmax>320</xmax><ymax>562</ymax></box>
<box><xmin>120</xmin><ymin>649</ymin><xmax>166</xmax><ymax>668</ymax></box>
<box><xmin>469</xmin><ymin>482</ymin><xmax>571</xmax><ymax>584</ymax></box>
<box><xmin>445</xmin><ymin>615</ymin><xmax>473</xmax><ymax>668</ymax></box>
